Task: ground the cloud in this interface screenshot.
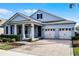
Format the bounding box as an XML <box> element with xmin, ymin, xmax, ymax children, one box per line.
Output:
<box><xmin>0</xmin><ymin>9</ymin><xmax>13</xmax><ymax>14</ymax></box>
<box><xmin>0</xmin><ymin>9</ymin><xmax>37</xmax><ymax>19</ymax></box>
<box><xmin>0</xmin><ymin>9</ymin><xmax>14</xmax><ymax>19</ymax></box>
<box><xmin>20</xmin><ymin>9</ymin><xmax>37</xmax><ymax>16</ymax></box>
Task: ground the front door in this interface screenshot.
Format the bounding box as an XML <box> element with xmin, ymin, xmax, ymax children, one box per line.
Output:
<box><xmin>17</xmin><ymin>25</ymin><xmax>22</xmax><ymax>35</ymax></box>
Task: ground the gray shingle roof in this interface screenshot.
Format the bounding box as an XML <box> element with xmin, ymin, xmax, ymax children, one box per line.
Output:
<box><xmin>43</xmin><ymin>20</ymin><xmax>76</xmax><ymax>24</ymax></box>
<box><xmin>3</xmin><ymin>10</ymin><xmax>76</xmax><ymax>25</ymax></box>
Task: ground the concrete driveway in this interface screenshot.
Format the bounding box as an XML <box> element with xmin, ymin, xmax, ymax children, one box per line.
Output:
<box><xmin>10</xmin><ymin>39</ymin><xmax>73</xmax><ymax>56</ymax></box>
<box><xmin>0</xmin><ymin>49</ymin><xmax>35</xmax><ymax>56</ymax></box>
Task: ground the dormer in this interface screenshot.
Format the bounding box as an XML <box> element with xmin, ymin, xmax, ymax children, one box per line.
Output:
<box><xmin>30</xmin><ymin>10</ymin><xmax>65</xmax><ymax>22</ymax></box>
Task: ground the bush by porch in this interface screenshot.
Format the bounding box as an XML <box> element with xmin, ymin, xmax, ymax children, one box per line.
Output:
<box><xmin>0</xmin><ymin>34</ymin><xmax>20</xmax><ymax>42</ymax></box>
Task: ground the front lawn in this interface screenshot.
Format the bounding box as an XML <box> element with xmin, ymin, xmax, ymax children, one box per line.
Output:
<box><xmin>73</xmin><ymin>47</ymin><xmax>79</xmax><ymax>56</ymax></box>
<box><xmin>0</xmin><ymin>43</ymin><xmax>14</xmax><ymax>50</ymax></box>
<box><xmin>0</xmin><ymin>42</ymin><xmax>25</xmax><ymax>50</ymax></box>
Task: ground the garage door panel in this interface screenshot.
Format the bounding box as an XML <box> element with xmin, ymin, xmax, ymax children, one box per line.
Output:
<box><xmin>59</xmin><ymin>31</ymin><xmax>72</xmax><ymax>39</ymax></box>
<box><xmin>44</xmin><ymin>30</ymin><xmax>55</xmax><ymax>38</ymax></box>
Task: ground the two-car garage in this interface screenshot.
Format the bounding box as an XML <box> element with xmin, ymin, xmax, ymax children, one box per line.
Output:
<box><xmin>43</xmin><ymin>26</ymin><xmax>74</xmax><ymax>39</ymax></box>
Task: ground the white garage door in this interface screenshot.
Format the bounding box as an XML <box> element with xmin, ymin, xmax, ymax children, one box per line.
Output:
<box><xmin>59</xmin><ymin>28</ymin><xmax>72</xmax><ymax>39</ymax></box>
<box><xmin>44</xmin><ymin>29</ymin><xmax>56</xmax><ymax>38</ymax></box>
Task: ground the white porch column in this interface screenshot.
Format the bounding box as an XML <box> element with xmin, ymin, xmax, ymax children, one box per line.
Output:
<box><xmin>14</xmin><ymin>24</ymin><xmax>17</xmax><ymax>35</ymax></box>
<box><xmin>4</xmin><ymin>26</ymin><xmax>6</xmax><ymax>34</ymax></box>
<box><xmin>22</xmin><ymin>24</ymin><xmax>25</xmax><ymax>39</ymax></box>
<box><xmin>8</xmin><ymin>25</ymin><xmax>10</xmax><ymax>35</ymax></box>
<box><xmin>30</xmin><ymin>23</ymin><xmax>34</xmax><ymax>40</ymax></box>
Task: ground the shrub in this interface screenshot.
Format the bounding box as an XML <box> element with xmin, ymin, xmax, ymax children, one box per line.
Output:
<box><xmin>2</xmin><ymin>38</ymin><xmax>8</xmax><ymax>42</ymax></box>
<box><xmin>0</xmin><ymin>35</ymin><xmax>20</xmax><ymax>42</ymax></box>
<box><xmin>27</xmin><ymin>38</ymin><xmax>32</xmax><ymax>42</ymax></box>
<box><xmin>72</xmin><ymin>36</ymin><xmax>79</xmax><ymax>40</ymax></box>
<box><xmin>75</xmin><ymin>33</ymin><xmax>79</xmax><ymax>36</ymax></box>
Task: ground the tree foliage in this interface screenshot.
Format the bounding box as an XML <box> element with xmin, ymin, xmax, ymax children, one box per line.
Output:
<box><xmin>69</xmin><ymin>4</ymin><xmax>79</xmax><ymax>8</ymax></box>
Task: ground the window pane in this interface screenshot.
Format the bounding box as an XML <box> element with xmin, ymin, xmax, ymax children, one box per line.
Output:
<box><xmin>37</xmin><ymin>14</ymin><xmax>39</xmax><ymax>19</ymax></box>
<box><xmin>62</xmin><ymin>28</ymin><xmax>64</xmax><ymax>31</ymax></box>
<box><xmin>69</xmin><ymin>28</ymin><xmax>71</xmax><ymax>31</ymax></box>
<box><xmin>45</xmin><ymin>29</ymin><xmax>47</xmax><ymax>31</ymax></box>
<box><xmin>66</xmin><ymin>28</ymin><xmax>68</xmax><ymax>31</ymax></box>
<box><xmin>72</xmin><ymin>27</ymin><xmax>74</xmax><ymax>30</ymax></box>
<box><xmin>11</xmin><ymin>26</ymin><xmax>12</xmax><ymax>34</ymax></box>
<box><xmin>6</xmin><ymin>26</ymin><xmax>8</xmax><ymax>34</ymax></box>
<box><xmin>40</xmin><ymin>14</ymin><xmax>43</xmax><ymax>19</ymax></box>
<box><xmin>51</xmin><ymin>29</ymin><xmax>52</xmax><ymax>31</ymax></box>
<box><xmin>53</xmin><ymin>29</ymin><xmax>55</xmax><ymax>31</ymax></box>
<box><xmin>59</xmin><ymin>28</ymin><xmax>61</xmax><ymax>31</ymax></box>
<box><xmin>48</xmin><ymin>29</ymin><xmax>49</xmax><ymax>31</ymax></box>
<box><xmin>37</xmin><ymin>14</ymin><xmax>43</xmax><ymax>19</ymax></box>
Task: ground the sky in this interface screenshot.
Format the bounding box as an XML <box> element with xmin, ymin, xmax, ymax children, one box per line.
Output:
<box><xmin>0</xmin><ymin>3</ymin><xmax>79</xmax><ymax>23</ymax></box>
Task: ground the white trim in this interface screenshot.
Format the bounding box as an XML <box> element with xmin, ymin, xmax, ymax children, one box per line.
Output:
<box><xmin>22</xmin><ymin>24</ymin><xmax>25</xmax><ymax>39</ymax></box>
<box><xmin>14</xmin><ymin>24</ymin><xmax>17</xmax><ymax>35</ymax></box>
<box><xmin>8</xmin><ymin>25</ymin><xmax>10</xmax><ymax>35</ymax></box>
<box><xmin>30</xmin><ymin>23</ymin><xmax>34</xmax><ymax>40</ymax></box>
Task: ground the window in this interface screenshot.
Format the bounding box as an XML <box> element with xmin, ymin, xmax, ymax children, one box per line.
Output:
<box><xmin>53</xmin><ymin>29</ymin><xmax>55</xmax><ymax>31</ymax></box>
<box><xmin>51</xmin><ymin>29</ymin><xmax>52</xmax><ymax>31</ymax></box>
<box><xmin>66</xmin><ymin>28</ymin><xmax>68</xmax><ymax>31</ymax></box>
<box><xmin>45</xmin><ymin>29</ymin><xmax>47</xmax><ymax>31</ymax></box>
<box><xmin>37</xmin><ymin>14</ymin><xmax>39</xmax><ymax>19</ymax></box>
<box><xmin>10</xmin><ymin>25</ymin><xmax>14</xmax><ymax>34</ymax></box>
<box><xmin>11</xmin><ymin>25</ymin><xmax>13</xmax><ymax>34</ymax></box>
<box><xmin>69</xmin><ymin>28</ymin><xmax>71</xmax><ymax>31</ymax></box>
<box><xmin>6</xmin><ymin>26</ymin><xmax>8</xmax><ymax>34</ymax></box>
<box><xmin>59</xmin><ymin>28</ymin><xmax>61</xmax><ymax>31</ymax></box>
<box><xmin>40</xmin><ymin>14</ymin><xmax>42</xmax><ymax>19</ymax></box>
<box><xmin>62</xmin><ymin>28</ymin><xmax>64</xmax><ymax>31</ymax></box>
<box><xmin>37</xmin><ymin>14</ymin><xmax>43</xmax><ymax>19</ymax></box>
<box><xmin>72</xmin><ymin>27</ymin><xmax>74</xmax><ymax>30</ymax></box>
<box><xmin>48</xmin><ymin>29</ymin><xmax>49</xmax><ymax>31</ymax></box>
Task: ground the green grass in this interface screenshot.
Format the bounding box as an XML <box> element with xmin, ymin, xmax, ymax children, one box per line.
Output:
<box><xmin>73</xmin><ymin>47</ymin><xmax>79</xmax><ymax>56</ymax></box>
<box><xmin>0</xmin><ymin>43</ymin><xmax>14</xmax><ymax>50</ymax></box>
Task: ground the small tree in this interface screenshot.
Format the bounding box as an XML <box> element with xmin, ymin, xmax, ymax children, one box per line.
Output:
<box><xmin>69</xmin><ymin>3</ymin><xmax>79</xmax><ymax>9</ymax></box>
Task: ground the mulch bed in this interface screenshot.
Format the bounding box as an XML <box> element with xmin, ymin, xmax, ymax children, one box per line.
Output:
<box><xmin>72</xmin><ymin>40</ymin><xmax>79</xmax><ymax>47</ymax></box>
<box><xmin>8</xmin><ymin>43</ymin><xmax>25</xmax><ymax>47</ymax></box>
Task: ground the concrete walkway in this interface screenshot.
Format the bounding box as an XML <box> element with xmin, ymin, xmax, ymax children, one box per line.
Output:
<box><xmin>0</xmin><ymin>49</ymin><xmax>35</xmax><ymax>56</ymax></box>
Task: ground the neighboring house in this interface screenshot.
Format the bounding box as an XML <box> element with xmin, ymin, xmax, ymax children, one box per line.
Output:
<box><xmin>0</xmin><ymin>18</ymin><xmax>5</xmax><ymax>34</ymax></box>
<box><xmin>3</xmin><ymin>10</ymin><xmax>76</xmax><ymax>41</ymax></box>
<box><xmin>75</xmin><ymin>24</ymin><xmax>79</xmax><ymax>34</ymax></box>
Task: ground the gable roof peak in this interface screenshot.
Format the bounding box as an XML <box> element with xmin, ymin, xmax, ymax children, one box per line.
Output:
<box><xmin>30</xmin><ymin>9</ymin><xmax>66</xmax><ymax>20</ymax></box>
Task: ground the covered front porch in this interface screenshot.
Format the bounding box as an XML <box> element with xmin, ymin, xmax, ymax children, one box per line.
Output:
<box><xmin>4</xmin><ymin>23</ymin><xmax>42</xmax><ymax>41</ymax></box>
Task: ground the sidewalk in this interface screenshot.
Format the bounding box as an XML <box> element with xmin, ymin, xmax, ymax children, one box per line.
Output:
<box><xmin>0</xmin><ymin>50</ymin><xmax>35</xmax><ymax>56</ymax></box>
